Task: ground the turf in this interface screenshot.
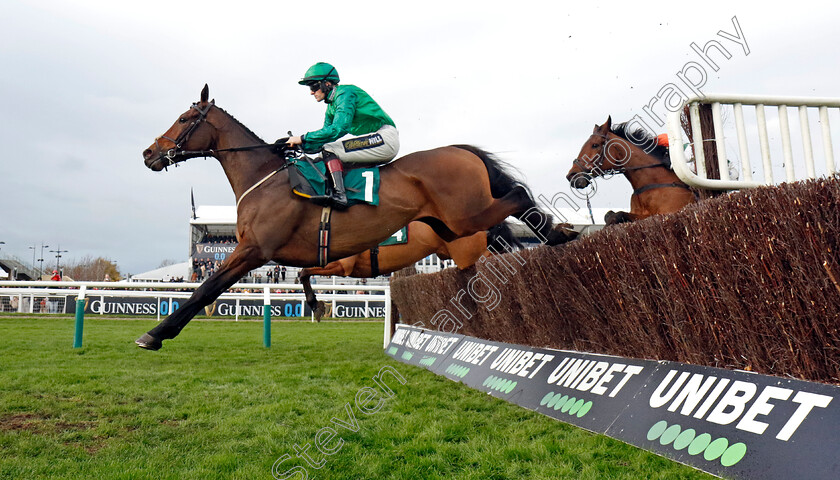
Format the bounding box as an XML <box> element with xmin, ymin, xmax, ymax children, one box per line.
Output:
<box><xmin>0</xmin><ymin>317</ymin><xmax>714</xmax><ymax>479</ymax></box>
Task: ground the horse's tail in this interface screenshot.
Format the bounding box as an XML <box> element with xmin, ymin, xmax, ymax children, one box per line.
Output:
<box><xmin>451</xmin><ymin>144</ymin><xmax>534</xmax><ymax>200</ymax></box>
<box><xmin>451</xmin><ymin>144</ymin><xmax>575</xmax><ymax>247</ymax></box>
<box><xmin>486</xmin><ymin>220</ymin><xmax>524</xmax><ymax>252</ymax></box>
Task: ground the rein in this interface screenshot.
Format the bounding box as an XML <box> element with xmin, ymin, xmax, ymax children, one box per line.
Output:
<box><xmin>156</xmin><ymin>101</ymin><xmax>297</xmax><ymax>207</ymax></box>
<box><xmin>155</xmin><ymin>101</ymin><xmax>290</xmax><ymax>168</ymax></box>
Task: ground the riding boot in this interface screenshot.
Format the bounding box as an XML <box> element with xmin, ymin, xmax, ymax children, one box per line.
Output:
<box><xmin>324</xmin><ymin>154</ymin><xmax>349</xmax><ymax>209</ymax></box>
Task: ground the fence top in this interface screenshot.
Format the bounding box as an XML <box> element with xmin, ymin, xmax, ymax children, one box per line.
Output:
<box><xmin>671</xmin><ymin>93</ymin><xmax>840</xmax><ymax>108</ymax></box>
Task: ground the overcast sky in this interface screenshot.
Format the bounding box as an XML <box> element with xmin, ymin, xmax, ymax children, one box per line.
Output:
<box><xmin>2</xmin><ymin>0</ymin><xmax>839</xmax><ymax>275</ymax></box>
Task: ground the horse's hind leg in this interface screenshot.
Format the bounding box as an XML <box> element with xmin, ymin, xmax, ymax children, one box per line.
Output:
<box><xmin>453</xmin><ymin>184</ymin><xmax>533</xmax><ymax>236</ymax></box>
<box><xmin>136</xmin><ymin>244</ymin><xmax>266</xmax><ymax>350</ymax></box>
<box><xmin>436</xmin><ymin>231</ymin><xmax>489</xmax><ymax>270</ymax></box>
<box><xmin>299</xmin><ymin>258</ymin><xmax>355</xmax><ymax>322</ymax></box>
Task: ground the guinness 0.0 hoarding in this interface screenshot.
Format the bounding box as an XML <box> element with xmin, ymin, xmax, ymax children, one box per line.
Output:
<box><xmin>65</xmin><ymin>296</ymin><xmax>384</xmax><ymax>319</ymax></box>
<box><xmin>193</xmin><ymin>243</ymin><xmax>238</xmax><ymax>261</ymax></box>
<box><xmin>386</xmin><ymin>325</ymin><xmax>840</xmax><ymax>479</ymax></box>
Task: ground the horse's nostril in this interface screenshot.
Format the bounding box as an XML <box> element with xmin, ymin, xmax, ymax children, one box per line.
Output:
<box><xmin>143</xmin><ymin>149</ymin><xmax>152</xmax><ymax>159</ymax></box>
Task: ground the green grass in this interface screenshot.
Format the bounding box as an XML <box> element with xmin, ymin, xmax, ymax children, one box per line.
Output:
<box><xmin>0</xmin><ymin>317</ymin><xmax>714</xmax><ymax>479</ymax></box>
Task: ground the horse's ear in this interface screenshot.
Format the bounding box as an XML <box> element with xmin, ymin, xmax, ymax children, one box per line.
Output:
<box><xmin>596</xmin><ymin>116</ymin><xmax>611</xmax><ymax>135</ymax></box>
<box><xmin>201</xmin><ymin>84</ymin><xmax>209</xmax><ymax>103</ymax></box>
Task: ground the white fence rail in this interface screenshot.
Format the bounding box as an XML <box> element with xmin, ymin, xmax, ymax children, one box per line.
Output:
<box><xmin>0</xmin><ymin>281</ymin><xmax>394</xmax><ymax>348</ymax></box>
<box><xmin>667</xmin><ymin>94</ymin><xmax>840</xmax><ymax>190</ymax></box>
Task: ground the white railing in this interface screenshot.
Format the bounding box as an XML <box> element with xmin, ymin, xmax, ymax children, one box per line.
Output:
<box><xmin>0</xmin><ymin>281</ymin><xmax>394</xmax><ymax>348</ymax></box>
<box><xmin>667</xmin><ymin>94</ymin><xmax>840</xmax><ymax>190</ymax></box>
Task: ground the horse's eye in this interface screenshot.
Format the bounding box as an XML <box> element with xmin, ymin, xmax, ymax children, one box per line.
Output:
<box><xmin>592</xmin><ymin>143</ymin><xmax>600</xmax><ymax>148</ymax></box>
<box><xmin>179</xmin><ymin>117</ymin><xmax>188</xmax><ymax>123</ymax></box>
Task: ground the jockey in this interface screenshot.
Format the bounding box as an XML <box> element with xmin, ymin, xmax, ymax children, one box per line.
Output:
<box><xmin>286</xmin><ymin>62</ymin><xmax>399</xmax><ymax>209</ymax></box>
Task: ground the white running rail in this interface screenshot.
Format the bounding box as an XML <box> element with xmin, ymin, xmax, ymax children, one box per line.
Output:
<box><xmin>666</xmin><ymin>94</ymin><xmax>840</xmax><ymax>190</ymax></box>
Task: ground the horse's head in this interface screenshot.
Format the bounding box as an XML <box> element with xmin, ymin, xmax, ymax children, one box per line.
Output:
<box><xmin>143</xmin><ymin>84</ymin><xmax>217</xmax><ymax>171</ymax></box>
<box><xmin>566</xmin><ymin>116</ymin><xmax>617</xmax><ymax>189</ymax></box>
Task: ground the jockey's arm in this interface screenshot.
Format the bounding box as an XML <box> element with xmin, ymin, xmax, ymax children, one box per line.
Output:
<box><xmin>300</xmin><ymin>88</ymin><xmax>357</xmax><ymax>153</ymax></box>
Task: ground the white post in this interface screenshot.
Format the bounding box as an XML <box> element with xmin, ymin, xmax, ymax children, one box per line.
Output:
<box><xmin>383</xmin><ymin>286</ymin><xmax>392</xmax><ymax>349</ymax></box>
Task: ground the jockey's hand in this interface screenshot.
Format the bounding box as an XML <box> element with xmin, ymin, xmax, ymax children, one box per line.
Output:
<box><xmin>270</xmin><ymin>138</ymin><xmax>290</xmax><ymax>155</ymax></box>
<box><xmin>286</xmin><ymin>136</ymin><xmax>303</xmax><ymax>146</ymax></box>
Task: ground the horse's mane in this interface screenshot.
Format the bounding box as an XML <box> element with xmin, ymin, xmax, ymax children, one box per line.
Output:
<box><xmin>213</xmin><ymin>105</ymin><xmax>266</xmax><ymax>144</ymax></box>
<box><xmin>610</xmin><ymin>122</ymin><xmax>670</xmax><ymax>163</ymax></box>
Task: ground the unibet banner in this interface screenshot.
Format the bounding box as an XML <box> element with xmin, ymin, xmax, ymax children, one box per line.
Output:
<box><xmin>385</xmin><ymin>325</ymin><xmax>840</xmax><ymax>479</ymax></box>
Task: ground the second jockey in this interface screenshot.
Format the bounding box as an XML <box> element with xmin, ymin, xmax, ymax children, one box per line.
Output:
<box><xmin>286</xmin><ymin>62</ymin><xmax>399</xmax><ymax>209</ymax></box>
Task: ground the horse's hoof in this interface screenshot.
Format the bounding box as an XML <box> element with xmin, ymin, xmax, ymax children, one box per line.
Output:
<box><xmin>546</xmin><ymin>224</ymin><xmax>579</xmax><ymax>245</ymax></box>
<box><xmin>135</xmin><ymin>333</ymin><xmax>162</xmax><ymax>351</ymax></box>
<box><xmin>314</xmin><ymin>301</ymin><xmax>326</xmax><ymax>322</ymax></box>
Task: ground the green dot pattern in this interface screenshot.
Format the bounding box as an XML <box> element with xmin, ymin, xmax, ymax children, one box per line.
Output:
<box><xmin>419</xmin><ymin>356</ymin><xmax>437</xmax><ymax>367</ymax></box>
<box><xmin>660</xmin><ymin>424</ymin><xmax>682</xmax><ymax>446</ymax></box>
<box><xmin>673</xmin><ymin>429</ymin><xmax>696</xmax><ymax>450</ymax></box>
<box><xmin>444</xmin><ymin>363</ymin><xmax>470</xmax><ymax>377</ymax></box>
<box><xmin>721</xmin><ymin>442</ymin><xmax>748</xmax><ymax>467</ymax></box>
<box><xmin>646</xmin><ymin>421</ymin><xmax>747</xmax><ymax>467</ymax></box>
<box><xmin>538</xmin><ymin>392</ymin><xmax>593</xmax><ymax>418</ymax></box>
<box><xmin>576</xmin><ymin>401</ymin><xmax>593</xmax><ymax>418</ymax></box>
<box><xmin>688</xmin><ymin>433</ymin><xmax>712</xmax><ymax>456</ymax></box>
<box><xmin>482</xmin><ymin>376</ymin><xmax>517</xmax><ymax>394</ymax></box>
<box><xmin>647</xmin><ymin>420</ymin><xmax>668</xmax><ymax>441</ymax></box>
<box><xmin>704</xmin><ymin>438</ymin><xmax>729</xmax><ymax>461</ymax></box>
<box><xmin>387</xmin><ymin>347</ymin><xmax>398</xmax><ymax>356</ymax></box>
<box><xmin>401</xmin><ymin>351</ymin><xmax>413</xmax><ymax>361</ymax></box>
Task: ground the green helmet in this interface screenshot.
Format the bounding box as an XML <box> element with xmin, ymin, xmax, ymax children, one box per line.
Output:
<box><xmin>298</xmin><ymin>62</ymin><xmax>340</xmax><ymax>85</ymax></box>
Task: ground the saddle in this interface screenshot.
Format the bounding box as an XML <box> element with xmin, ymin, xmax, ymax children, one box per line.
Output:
<box><xmin>289</xmin><ymin>157</ymin><xmax>381</xmax><ymax>206</ymax></box>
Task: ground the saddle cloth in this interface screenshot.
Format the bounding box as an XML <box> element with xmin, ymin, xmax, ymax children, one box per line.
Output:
<box><xmin>290</xmin><ymin>158</ymin><xmax>380</xmax><ymax>206</ymax></box>
<box><xmin>379</xmin><ymin>227</ymin><xmax>409</xmax><ymax>246</ymax></box>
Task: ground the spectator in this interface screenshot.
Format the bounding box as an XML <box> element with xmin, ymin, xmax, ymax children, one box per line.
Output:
<box><xmin>281</xmin><ymin>266</ymin><xmax>287</xmax><ymax>282</ymax></box>
<box><xmin>50</xmin><ymin>269</ymin><xmax>61</xmax><ymax>281</ymax></box>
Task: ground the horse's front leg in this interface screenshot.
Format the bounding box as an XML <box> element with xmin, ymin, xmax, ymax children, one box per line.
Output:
<box><xmin>136</xmin><ymin>244</ymin><xmax>266</xmax><ymax>350</ymax></box>
<box><xmin>604</xmin><ymin>210</ymin><xmax>638</xmax><ymax>225</ymax></box>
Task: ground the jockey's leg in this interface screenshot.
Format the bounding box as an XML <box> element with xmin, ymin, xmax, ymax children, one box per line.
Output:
<box><xmin>324</xmin><ymin>152</ymin><xmax>348</xmax><ymax>209</ymax></box>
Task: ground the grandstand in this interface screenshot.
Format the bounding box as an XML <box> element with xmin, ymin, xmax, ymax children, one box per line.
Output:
<box><xmin>0</xmin><ymin>257</ymin><xmax>36</xmax><ymax>281</ymax></box>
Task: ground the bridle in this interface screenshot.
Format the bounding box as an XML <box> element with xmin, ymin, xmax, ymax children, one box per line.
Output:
<box><xmin>572</xmin><ymin>131</ymin><xmax>691</xmax><ymax>196</ymax></box>
<box><xmin>153</xmin><ymin>101</ymin><xmax>288</xmax><ymax>169</ymax></box>
<box><xmin>572</xmin><ymin>132</ymin><xmax>672</xmax><ymax>177</ymax></box>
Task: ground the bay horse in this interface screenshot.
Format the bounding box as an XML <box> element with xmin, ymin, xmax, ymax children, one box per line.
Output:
<box><xmin>137</xmin><ymin>85</ymin><xmax>574</xmax><ymax>350</ymax></box>
<box><xmin>299</xmin><ymin>220</ymin><xmax>523</xmax><ymax>320</ymax></box>
<box><xmin>566</xmin><ymin>116</ymin><xmax>695</xmax><ymax>225</ymax></box>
